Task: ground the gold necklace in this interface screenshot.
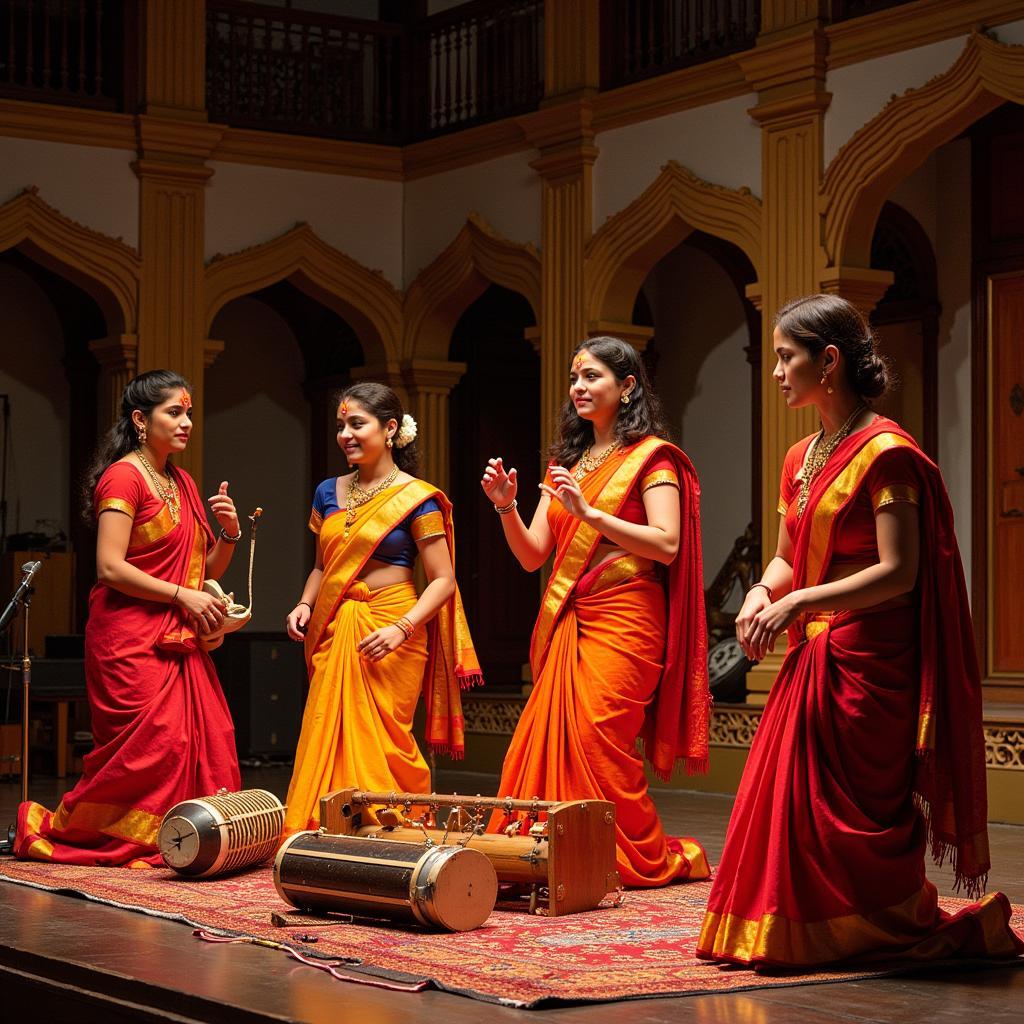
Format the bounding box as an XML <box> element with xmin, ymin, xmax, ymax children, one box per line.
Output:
<box><xmin>573</xmin><ymin>440</ymin><xmax>621</xmax><ymax>481</ymax></box>
<box><xmin>135</xmin><ymin>450</ymin><xmax>181</xmax><ymax>525</ymax></box>
<box><xmin>344</xmin><ymin>465</ymin><xmax>399</xmax><ymax>539</ymax></box>
<box><xmin>795</xmin><ymin>405</ymin><xmax>866</xmax><ymax>519</ymax></box>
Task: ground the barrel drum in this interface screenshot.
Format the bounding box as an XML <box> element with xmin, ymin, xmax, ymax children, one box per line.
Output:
<box><xmin>274</xmin><ymin>832</ymin><xmax>498</xmax><ymax>932</ymax></box>
<box><xmin>158</xmin><ymin>789</ymin><xmax>285</xmax><ymax>877</ymax></box>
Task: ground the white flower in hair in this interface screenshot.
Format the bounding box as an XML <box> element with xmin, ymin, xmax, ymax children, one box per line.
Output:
<box><xmin>394</xmin><ymin>413</ymin><xmax>417</xmax><ymax>449</ymax></box>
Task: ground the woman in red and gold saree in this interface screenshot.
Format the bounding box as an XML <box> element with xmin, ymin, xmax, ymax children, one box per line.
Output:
<box><xmin>283</xmin><ymin>383</ymin><xmax>481</xmax><ymax>835</ymax></box>
<box><xmin>698</xmin><ymin>295</ymin><xmax>1022</xmax><ymax>967</ymax></box>
<box><xmin>16</xmin><ymin>371</ymin><xmax>241</xmax><ymax>868</ymax></box>
<box><xmin>482</xmin><ymin>337</ymin><xmax>711</xmax><ymax>888</ymax></box>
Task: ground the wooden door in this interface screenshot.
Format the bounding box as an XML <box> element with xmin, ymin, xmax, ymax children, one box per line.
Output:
<box><xmin>990</xmin><ymin>272</ymin><xmax>1024</xmax><ymax>677</ymax></box>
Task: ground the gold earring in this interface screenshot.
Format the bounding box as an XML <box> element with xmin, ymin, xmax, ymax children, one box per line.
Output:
<box><xmin>386</xmin><ymin>437</ymin><xmax>393</xmax><ymax>449</ymax></box>
<box><xmin>820</xmin><ymin>372</ymin><xmax>833</xmax><ymax>395</ymax></box>
<box><xmin>620</xmin><ymin>393</ymin><xmax>631</xmax><ymax>406</ymax></box>
<box><xmin>137</xmin><ymin>425</ymin><xmax>147</xmax><ymax>445</ymax></box>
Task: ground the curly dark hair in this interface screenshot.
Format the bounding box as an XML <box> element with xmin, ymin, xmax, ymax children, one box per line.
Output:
<box><xmin>338</xmin><ymin>381</ymin><xmax>419</xmax><ymax>476</ymax></box>
<box><xmin>775</xmin><ymin>294</ymin><xmax>892</xmax><ymax>400</ymax></box>
<box><xmin>548</xmin><ymin>336</ymin><xmax>670</xmax><ymax>468</ymax></box>
<box><xmin>82</xmin><ymin>370</ymin><xmax>192</xmax><ymax>524</ymax></box>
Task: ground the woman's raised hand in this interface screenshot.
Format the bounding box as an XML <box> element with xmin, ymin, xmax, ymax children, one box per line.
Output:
<box><xmin>540</xmin><ymin>466</ymin><xmax>592</xmax><ymax>521</ymax></box>
<box><xmin>176</xmin><ymin>587</ymin><xmax>227</xmax><ymax>635</ymax></box>
<box><xmin>208</xmin><ymin>480</ymin><xmax>240</xmax><ymax>537</ymax></box>
<box><xmin>481</xmin><ymin>457</ymin><xmax>518</xmax><ymax>507</ymax></box>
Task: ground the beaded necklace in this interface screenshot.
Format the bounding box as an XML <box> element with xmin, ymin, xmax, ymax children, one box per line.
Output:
<box><xmin>573</xmin><ymin>440</ymin><xmax>621</xmax><ymax>482</ymax></box>
<box><xmin>344</xmin><ymin>465</ymin><xmax>399</xmax><ymax>540</ymax></box>
<box><xmin>135</xmin><ymin>450</ymin><xmax>181</xmax><ymax>525</ymax></box>
<box><xmin>795</xmin><ymin>405</ymin><xmax>867</xmax><ymax>520</ymax></box>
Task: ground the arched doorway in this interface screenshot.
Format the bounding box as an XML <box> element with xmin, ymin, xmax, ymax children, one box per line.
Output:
<box><xmin>448</xmin><ymin>284</ymin><xmax>539</xmax><ymax>689</ymax></box>
<box><xmin>206</xmin><ymin>281</ymin><xmax>365</xmax><ymax>634</ymax></box>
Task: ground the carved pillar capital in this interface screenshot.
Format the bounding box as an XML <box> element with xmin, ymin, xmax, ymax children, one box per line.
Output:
<box><xmin>399</xmin><ymin>360</ymin><xmax>467</xmax><ymax>493</ymax></box>
<box><xmin>818</xmin><ymin>266</ymin><xmax>894</xmax><ymax>319</ymax></box>
<box><xmin>89</xmin><ymin>334</ymin><xmax>139</xmax><ymax>432</ymax></box>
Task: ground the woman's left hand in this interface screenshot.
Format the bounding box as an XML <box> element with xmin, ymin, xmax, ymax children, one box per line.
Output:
<box><xmin>540</xmin><ymin>466</ymin><xmax>592</xmax><ymax>521</ymax></box>
<box><xmin>208</xmin><ymin>480</ymin><xmax>240</xmax><ymax>537</ymax></box>
<box><xmin>745</xmin><ymin>591</ymin><xmax>805</xmax><ymax>661</ymax></box>
<box><xmin>357</xmin><ymin>624</ymin><xmax>406</xmax><ymax>662</ymax></box>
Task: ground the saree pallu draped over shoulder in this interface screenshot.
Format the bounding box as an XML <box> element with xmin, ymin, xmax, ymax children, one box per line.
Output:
<box><xmin>283</xmin><ymin>479</ymin><xmax>481</xmax><ymax>835</ymax></box>
<box><xmin>698</xmin><ymin>421</ymin><xmax>1024</xmax><ymax>966</ymax></box>
<box><xmin>492</xmin><ymin>437</ymin><xmax>712</xmax><ymax>888</ymax></box>
<box><xmin>16</xmin><ymin>463</ymin><xmax>240</xmax><ymax>868</ymax></box>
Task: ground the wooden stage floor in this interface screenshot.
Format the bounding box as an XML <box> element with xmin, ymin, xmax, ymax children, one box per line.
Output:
<box><xmin>1</xmin><ymin>767</ymin><xmax>1021</xmax><ymax>1023</ymax></box>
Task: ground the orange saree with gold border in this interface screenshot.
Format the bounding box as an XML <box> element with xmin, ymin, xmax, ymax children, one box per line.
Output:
<box><xmin>492</xmin><ymin>437</ymin><xmax>712</xmax><ymax>887</ymax></box>
<box><xmin>283</xmin><ymin>479</ymin><xmax>481</xmax><ymax>835</ymax></box>
<box><xmin>15</xmin><ymin>462</ymin><xmax>241</xmax><ymax>867</ymax></box>
<box><xmin>697</xmin><ymin>421</ymin><xmax>1023</xmax><ymax>966</ymax></box>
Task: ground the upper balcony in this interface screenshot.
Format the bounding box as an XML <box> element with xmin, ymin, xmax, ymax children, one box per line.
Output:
<box><xmin>0</xmin><ymin>0</ymin><xmax>926</xmax><ymax>142</ymax></box>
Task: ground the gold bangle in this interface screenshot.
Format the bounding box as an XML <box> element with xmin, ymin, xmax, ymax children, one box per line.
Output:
<box><xmin>395</xmin><ymin>616</ymin><xmax>415</xmax><ymax>640</ymax></box>
<box><xmin>750</xmin><ymin>582</ymin><xmax>773</xmax><ymax>601</ymax></box>
<box><xmin>494</xmin><ymin>499</ymin><xmax>517</xmax><ymax>515</ymax></box>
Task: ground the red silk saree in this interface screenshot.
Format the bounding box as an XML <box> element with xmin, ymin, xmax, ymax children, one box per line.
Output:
<box><xmin>697</xmin><ymin>419</ymin><xmax>1023</xmax><ymax>965</ymax></box>
<box><xmin>283</xmin><ymin>479</ymin><xmax>481</xmax><ymax>835</ymax></box>
<box><xmin>492</xmin><ymin>437</ymin><xmax>712</xmax><ymax>887</ymax></box>
<box><xmin>16</xmin><ymin>462</ymin><xmax>241</xmax><ymax>868</ymax></box>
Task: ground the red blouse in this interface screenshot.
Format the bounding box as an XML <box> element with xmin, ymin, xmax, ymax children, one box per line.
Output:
<box><xmin>778</xmin><ymin>431</ymin><xmax>921</xmax><ymax>565</ymax></box>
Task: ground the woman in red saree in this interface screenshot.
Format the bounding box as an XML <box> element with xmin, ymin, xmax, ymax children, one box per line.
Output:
<box><xmin>698</xmin><ymin>295</ymin><xmax>1023</xmax><ymax>966</ymax></box>
<box><xmin>15</xmin><ymin>371</ymin><xmax>242</xmax><ymax>868</ymax></box>
<box><xmin>481</xmin><ymin>337</ymin><xmax>711</xmax><ymax>887</ymax></box>
<box><xmin>282</xmin><ymin>383</ymin><xmax>481</xmax><ymax>834</ymax></box>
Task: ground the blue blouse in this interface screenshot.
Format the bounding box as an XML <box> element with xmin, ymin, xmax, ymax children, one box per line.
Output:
<box><xmin>308</xmin><ymin>478</ymin><xmax>443</xmax><ymax>568</ymax></box>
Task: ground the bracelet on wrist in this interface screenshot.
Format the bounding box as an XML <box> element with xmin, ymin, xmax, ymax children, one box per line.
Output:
<box><xmin>171</xmin><ymin>584</ymin><xmax>180</xmax><ymax>605</ymax></box>
<box><xmin>296</xmin><ymin>601</ymin><xmax>313</xmax><ymax>612</ymax></box>
<box><xmin>494</xmin><ymin>499</ymin><xmax>517</xmax><ymax>515</ymax></box>
<box><xmin>750</xmin><ymin>582</ymin><xmax>773</xmax><ymax>601</ymax></box>
<box><xmin>394</xmin><ymin>616</ymin><xmax>415</xmax><ymax>640</ymax></box>
<box><xmin>220</xmin><ymin>525</ymin><xmax>243</xmax><ymax>543</ymax></box>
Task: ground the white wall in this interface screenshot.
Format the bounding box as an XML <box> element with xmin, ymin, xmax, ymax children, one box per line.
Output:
<box><xmin>205</xmin><ymin>297</ymin><xmax>311</xmax><ymax>631</ymax></box>
<box><xmin>0</xmin><ymin>138</ymin><xmax>137</xmax><ymax>248</ymax></box>
<box><xmin>823</xmin><ymin>23</ymin><xmax>1024</xmax><ymax>166</ymax></box>
<box><xmin>593</xmin><ymin>94</ymin><xmax>761</xmax><ymax>229</ymax></box>
<box><xmin>0</xmin><ymin>263</ymin><xmax>70</xmax><ymax>540</ymax></box>
<box><xmin>403</xmin><ymin>152</ymin><xmax>541</xmax><ymax>285</ymax></box>
<box><xmin>642</xmin><ymin>244</ymin><xmax>752</xmax><ymax>587</ymax></box>
<box><xmin>206</xmin><ymin>162</ymin><xmax>403</xmax><ymax>287</ymax></box>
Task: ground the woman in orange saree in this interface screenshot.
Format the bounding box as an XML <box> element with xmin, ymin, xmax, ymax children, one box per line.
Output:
<box><xmin>282</xmin><ymin>383</ymin><xmax>481</xmax><ymax>834</ymax></box>
<box><xmin>15</xmin><ymin>371</ymin><xmax>241</xmax><ymax>867</ymax></box>
<box><xmin>481</xmin><ymin>337</ymin><xmax>711</xmax><ymax>888</ymax></box>
<box><xmin>698</xmin><ymin>295</ymin><xmax>1022</xmax><ymax>966</ymax></box>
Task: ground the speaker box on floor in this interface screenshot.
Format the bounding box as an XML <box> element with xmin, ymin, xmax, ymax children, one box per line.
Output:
<box><xmin>210</xmin><ymin>632</ymin><xmax>305</xmax><ymax>758</ymax></box>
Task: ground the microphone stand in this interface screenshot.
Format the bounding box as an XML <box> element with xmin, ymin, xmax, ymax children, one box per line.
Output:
<box><xmin>20</xmin><ymin>583</ymin><xmax>31</xmax><ymax>804</ymax></box>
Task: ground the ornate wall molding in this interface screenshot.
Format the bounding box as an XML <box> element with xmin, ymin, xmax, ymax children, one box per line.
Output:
<box><xmin>986</xmin><ymin>725</ymin><xmax>1024</xmax><ymax>771</ymax></box>
<box><xmin>708</xmin><ymin>706</ymin><xmax>762</xmax><ymax>749</ymax></box>
<box><xmin>0</xmin><ymin>187</ymin><xmax>140</xmax><ymax>334</ymax></box>
<box><xmin>205</xmin><ymin>222</ymin><xmax>403</xmax><ymax>367</ymax></box>
<box><xmin>403</xmin><ymin>213</ymin><xmax>541</xmax><ymax>363</ymax></box>
<box><xmin>585</xmin><ymin>160</ymin><xmax>762</xmax><ymax>327</ymax></box>
<box><xmin>821</xmin><ymin>32</ymin><xmax>1024</xmax><ymax>270</ymax></box>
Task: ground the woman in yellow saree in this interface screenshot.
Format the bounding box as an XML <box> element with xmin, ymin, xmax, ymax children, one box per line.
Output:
<box><xmin>481</xmin><ymin>337</ymin><xmax>711</xmax><ymax>887</ymax></box>
<box><xmin>283</xmin><ymin>383</ymin><xmax>481</xmax><ymax>834</ymax></box>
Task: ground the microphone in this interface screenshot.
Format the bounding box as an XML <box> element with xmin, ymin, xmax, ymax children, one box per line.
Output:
<box><xmin>0</xmin><ymin>559</ymin><xmax>43</xmax><ymax>633</ymax></box>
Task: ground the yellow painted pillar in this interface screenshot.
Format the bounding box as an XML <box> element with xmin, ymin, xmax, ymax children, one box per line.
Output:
<box><xmin>89</xmin><ymin>334</ymin><xmax>139</xmax><ymax>432</ymax></box>
<box><xmin>528</xmin><ymin>0</ymin><xmax>601</xmax><ymax>450</ymax></box>
<box><xmin>401</xmin><ymin>359</ymin><xmax>467</xmax><ymax>494</ymax></box>
<box><xmin>134</xmin><ymin>0</ymin><xmax>221</xmax><ymax>482</ymax></box>
<box><xmin>737</xmin><ymin>23</ymin><xmax>831</xmax><ymax>702</ymax></box>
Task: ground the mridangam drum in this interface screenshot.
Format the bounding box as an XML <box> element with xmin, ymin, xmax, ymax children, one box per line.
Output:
<box><xmin>158</xmin><ymin>789</ymin><xmax>285</xmax><ymax>877</ymax></box>
<box><xmin>274</xmin><ymin>832</ymin><xmax>498</xmax><ymax>932</ymax></box>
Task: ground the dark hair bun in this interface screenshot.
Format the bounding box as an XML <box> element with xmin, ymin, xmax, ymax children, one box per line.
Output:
<box><xmin>851</xmin><ymin>349</ymin><xmax>890</xmax><ymax>399</ymax></box>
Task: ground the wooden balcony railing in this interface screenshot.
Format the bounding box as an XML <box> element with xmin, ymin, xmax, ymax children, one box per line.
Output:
<box><xmin>601</xmin><ymin>0</ymin><xmax>759</xmax><ymax>90</ymax></box>
<box><xmin>409</xmin><ymin>0</ymin><xmax>544</xmax><ymax>138</ymax></box>
<box><xmin>0</xmin><ymin>0</ymin><xmax>125</xmax><ymax>109</ymax></box>
<box><xmin>206</xmin><ymin>0</ymin><xmax>405</xmax><ymax>143</ymax></box>
<box><xmin>206</xmin><ymin>0</ymin><xmax>544</xmax><ymax>143</ymax></box>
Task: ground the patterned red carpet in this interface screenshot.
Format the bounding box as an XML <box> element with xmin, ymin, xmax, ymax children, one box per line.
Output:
<box><xmin>1</xmin><ymin>858</ymin><xmax>1021</xmax><ymax>1008</ymax></box>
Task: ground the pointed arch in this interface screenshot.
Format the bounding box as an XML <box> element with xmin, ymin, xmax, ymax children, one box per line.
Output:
<box><xmin>585</xmin><ymin>161</ymin><xmax>762</xmax><ymax>325</ymax></box>
<box><xmin>204</xmin><ymin>223</ymin><xmax>403</xmax><ymax>366</ymax></box>
<box><xmin>822</xmin><ymin>32</ymin><xmax>1024</xmax><ymax>269</ymax></box>
<box><xmin>404</xmin><ymin>212</ymin><xmax>541</xmax><ymax>362</ymax></box>
<box><xmin>0</xmin><ymin>187</ymin><xmax>139</xmax><ymax>334</ymax></box>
